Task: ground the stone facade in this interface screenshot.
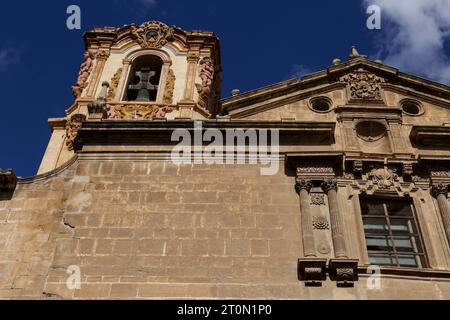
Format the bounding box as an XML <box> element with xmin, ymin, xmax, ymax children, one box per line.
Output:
<box><xmin>1</xmin><ymin>21</ymin><xmax>450</xmax><ymax>299</ymax></box>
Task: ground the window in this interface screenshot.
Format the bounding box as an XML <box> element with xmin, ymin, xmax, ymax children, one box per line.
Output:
<box><xmin>123</xmin><ymin>55</ymin><xmax>163</xmax><ymax>102</ymax></box>
<box><xmin>359</xmin><ymin>196</ymin><xmax>427</xmax><ymax>268</ymax></box>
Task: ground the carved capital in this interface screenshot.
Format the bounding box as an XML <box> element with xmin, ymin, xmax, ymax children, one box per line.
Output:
<box><xmin>96</xmin><ymin>49</ymin><xmax>110</xmax><ymax>60</ymax></box>
<box><xmin>0</xmin><ymin>169</ymin><xmax>18</xmax><ymax>192</ymax></box>
<box><xmin>432</xmin><ymin>184</ymin><xmax>449</xmax><ymax>198</ymax></box>
<box><xmin>295</xmin><ymin>179</ymin><xmax>312</xmax><ymax>194</ymax></box>
<box><xmin>321</xmin><ymin>179</ymin><xmax>337</xmax><ymax>193</ymax></box>
<box><xmin>298</xmin><ymin>258</ymin><xmax>327</xmax><ymax>287</ymax></box>
<box><xmin>187</xmin><ymin>51</ymin><xmax>200</xmax><ymax>63</ymax></box>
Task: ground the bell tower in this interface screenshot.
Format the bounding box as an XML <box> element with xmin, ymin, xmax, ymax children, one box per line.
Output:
<box><xmin>37</xmin><ymin>21</ymin><xmax>222</xmax><ymax>175</ymax></box>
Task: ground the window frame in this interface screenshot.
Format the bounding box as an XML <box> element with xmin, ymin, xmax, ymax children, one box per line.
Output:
<box><xmin>359</xmin><ymin>195</ymin><xmax>429</xmax><ymax>269</ymax></box>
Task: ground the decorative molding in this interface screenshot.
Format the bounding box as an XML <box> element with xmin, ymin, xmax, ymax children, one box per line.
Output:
<box><xmin>310</xmin><ymin>193</ymin><xmax>325</xmax><ymax>206</ymax></box>
<box><xmin>107</xmin><ymin>68</ymin><xmax>123</xmax><ymax>100</ymax></box>
<box><xmin>130</xmin><ymin>21</ymin><xmax>174</xmax><ymax>48</ymax></box>
<box><xmin>342</xmin><ymin>68</ymin><xmax>385</xmax><ymax>102</ymax></box>
<box><xmin>0</xmin><ymin>169</ymin><xmax>18</xmax><ymax>191</ymax></box>
<box><xmin>71</xmin><ymin>50</ymin><xmax>96</xmax><ymax>98</ymax></box>
<box><xmin>105</xmin><ymin>104</ymin><xmax>173</xmax><ymax>120</ymax></box>
<box><xmin>65</xmin><ymin>114</ymin><xmax>86</xmax><ymax>151</ymax></box>
<box><xmin>312</xmin><ymin>216</ymin><xmax>330</xmax><ymax>230</ymax></box>
<box><xmin>163</xmin><ymin>68</ymin><xmax>176</xmax><ymax>105</ymax></box>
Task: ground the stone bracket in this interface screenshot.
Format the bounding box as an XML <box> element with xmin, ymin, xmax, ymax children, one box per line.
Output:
<box><xmin>329</xmin><ymin>259</ymin><xmax>359</xmax><ymax>288</ymax></box>
<box><xmin>297</xmin><ymin>258</ymin><xmax>327</xmax><ymax>287</ymax></box>
<box><xmin>298</xmin><ymin>258</ymin><xmax>359</xmax><ymax>288</ymax></box>
<box><xmin>0</xmin><ymin>169</ymin><xmax>18</xmax><ymax>191</ymax></box>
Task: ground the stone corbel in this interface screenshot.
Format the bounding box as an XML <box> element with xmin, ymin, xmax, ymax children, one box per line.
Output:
<box><xmin>329</xmin><ymin>259</ymin><xmax>359</xmax><ymax>287</ymax></box>
<box><xmin>0</xmin><ymin>169</ymin><xmax>18</xmax><ymax>192</ymax></box>
<box><xmin>297</xmin><ymin>258</ymin><xmax>327</xmax><ymax>287</ymax></box>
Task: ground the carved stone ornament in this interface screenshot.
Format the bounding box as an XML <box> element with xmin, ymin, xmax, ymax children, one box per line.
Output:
<box><xmin>72</xmin><ymin>50</ymin><xmax>97</xmax><ymax>98</ymax></box>
<box><xmin>106</xmin><ymin>104</ymin><xmax>173</xmax><ymax>120</ymax></box>
<box><xmin>0</xmin><ymin>169</ymin><xmax>18</xmax><ymax>191</ymax></box>
<box><xmin>321</xmin><ymin>179</ymin><xmax>338</xmax><ymax>193</ymax></box>
<box><xmin>310</xmin><ymin>193</ymin><xmax>325</xmax><ymax>206</ymax></box>
<box><xmin>432</xmin><ymin>183</ymin><xmax>449</xmax><ymax>198</ymax></box>
<box><xmin>353</xmin><ymin>160</ymin><xmax>363</xmax><ymax>174</ymax></box>
<box><xmin>312</xmin><ymin>216</ymin><xmax>330</xmax><ymax>230</ymax></box>
<box><xmin>403</xmin><ymin>163</ymin><xmax>414</xmax><ymax>178</ymax></box>
<box><xmin>368</xmin><ymin>168</ymin><xmax>399</xmax><ymax>190</ymax></box>
<box><xmin>295</xmin><ymin>179</ymin><xmax>312</xmax><ymax>194</ymax></box>
<box><xmin>66</xmin><ymin>114</ymin><xmax>86</xmax><ymax>151</ymax></box>
<box><xmin>107</xmin><ymin>68</ymin><xmax>123</xmax><ymax>100</ymax></box>
<box><xmin>163</xmin><ymin>68</ymin><xmax>176</xmax><ymax>105</ymax></box>
<box><xmin>342</xmin><ymin>68</ymin><xmax>384</xmax><ymax>101</ymax></box>
<box><xmin>195</xmin><ymin>57</ymin><xmax>215</xmax><ymax>109</ymax></box>
<box><xmin>130</xmin><ymin>21</ymin><xmax>174</xmax><ymax>48</ymax></box>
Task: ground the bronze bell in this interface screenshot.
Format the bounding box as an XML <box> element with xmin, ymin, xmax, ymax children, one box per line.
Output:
<box><xmin>135</xmin><ymin>88</ymin><xmax>150</xmax><ymax>102</ymax></box>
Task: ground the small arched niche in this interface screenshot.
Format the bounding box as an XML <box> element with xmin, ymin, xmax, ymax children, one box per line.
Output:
<box><xmin>123</xmin><ymin>55</ymin><xmax>164</xmax><ymax>102</ymax></box>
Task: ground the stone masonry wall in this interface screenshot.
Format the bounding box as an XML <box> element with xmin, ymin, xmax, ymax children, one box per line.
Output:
<box><xmin>1</xmin><ymin>159</ymin><xmax>450</xmax><ymax>299</ymax></box>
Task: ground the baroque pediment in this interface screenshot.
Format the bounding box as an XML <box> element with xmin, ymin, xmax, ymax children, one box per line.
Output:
<box><xmin>220</xmin><ymin>57</ymin><xmax>450</xmax><ymax>120</ymax></box>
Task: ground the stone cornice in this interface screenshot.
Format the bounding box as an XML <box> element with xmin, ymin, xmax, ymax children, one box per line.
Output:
<box><xmin>410</xmin><ymin>125</ymin><xmax>450</xmax><ymax>147</ymax></box>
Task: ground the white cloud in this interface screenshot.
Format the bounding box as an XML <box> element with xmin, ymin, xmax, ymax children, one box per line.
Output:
<box><xmin>364</xmin><ymin>0</ymin><xmax>450</xmax><ymax>85</ymax></box>
<box><xmin>290</xmin><ymin>64</ymin><xmax>315</xmax><ymax>79</ymax></box>
<box><xmin>0</xmin><ymin>47</ymin><xmax>21</xmax><ymax>70</ymax></box>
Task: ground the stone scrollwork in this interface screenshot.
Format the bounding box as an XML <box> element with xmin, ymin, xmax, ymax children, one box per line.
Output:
<box><xmin>196</xmin><ymin>57</ymin><xmax>215</xmax><ymax>110</ymax></box>
<box><xmin>163</xmin><ymin>68</ymin><xmax>176</xmax><ymax>105</ymax></box>
<box><xmin>106</xmin><ymin>104</ymin><xmax>173</xmax><ymax>120</ymax></box>
<box><xmin>107</xmin><ymin>68</ymin><xmax>123</xmax><ymax>100</ymax></box>
<box><xmin>368</xmin><ymin>167</ymin><xmax>399</xmax><ymax>190</ymax></box>
<box><xmin>342</xmin><ymin>68</ymin><xmax>384</xmax><ymax>101</ymax></box>
<box><xmin>130</xmin><ymin>21</ymin><xmax>174</xmax><ymax>48</ymax></box>
<box><xmin>66</xmin><ymin>114</ymin><xmax>86</xmax><ymax>151</ymax></box>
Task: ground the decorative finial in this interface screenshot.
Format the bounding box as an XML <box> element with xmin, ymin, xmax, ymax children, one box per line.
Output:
<box><xmin>374</xmin><ymin>59</ymin><xmax>383</xmax><ymax>64</ymax></box>
<box><xmin>332</xmin><ymin>58</ymin><xmax>342</xmax><ymax>66</ymax></box>
<box><xmin>231</xmin><ymin>89</ymin><xmax>240</xmax><ymax>96</ymax></box>
<box><xmin>349</xmin><ymin>45</ymin><xmax>367</xmax><ymax>60</ymax></box>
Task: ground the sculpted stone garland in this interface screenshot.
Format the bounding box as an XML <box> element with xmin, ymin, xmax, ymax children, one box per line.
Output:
<box><xmin>196</xmin><ymin>57</ymin><xmax>215</xmax><ymax>110</ymax></box>
<box><xmin>105</xmin><ymin>104</ymin><xmax>173</xmax><ymax>120</ymax></box>
<box><xmin>107</xmin><ymin>68</ymin><xmax>123</xmax><ymax>100</ymax></box>
<box><xmin>66</xmin><ymin>114</ymin><xmax>86</xmax><ymax>151</ymax></box>
<box><xmin>163</xmin><ymin>68</ymin><xmax>176</xmax><ymax>105</ymax></box>
<box><xmin>72</xmin><ymin>50</ymin><xmax>96</xmax><ymax>98</ymax></box>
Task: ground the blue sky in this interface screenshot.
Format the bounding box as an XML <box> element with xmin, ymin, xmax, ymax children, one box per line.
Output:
<box><xmin>1</xmin><ymin>0</ymin><xmax>449</xmax><ymax>177</ymax></box>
